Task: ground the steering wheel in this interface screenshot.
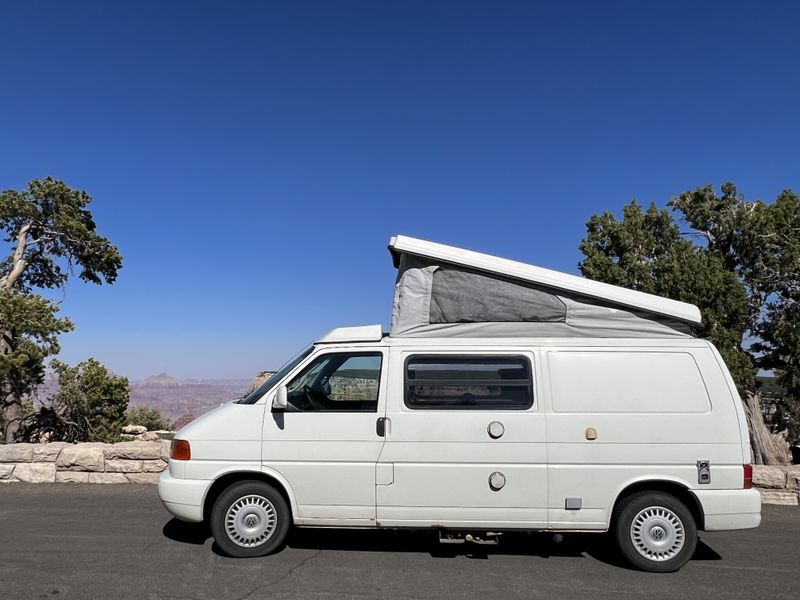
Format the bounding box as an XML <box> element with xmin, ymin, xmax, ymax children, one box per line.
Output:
<box><xmin>302</xmin><ymin>385</ymin><xmax>325</xmax><ymax>411</ymax></box>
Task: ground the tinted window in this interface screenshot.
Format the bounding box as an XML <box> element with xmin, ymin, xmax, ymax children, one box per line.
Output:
<box><xmin>283</xmin><ymin>352</ymin><xmax>382</xmax><ymax>412</ymax></box>
<box><xmin>405</xmin><ymin>356</ymin><xmax>532</xmax><ymax>409</ymax></box>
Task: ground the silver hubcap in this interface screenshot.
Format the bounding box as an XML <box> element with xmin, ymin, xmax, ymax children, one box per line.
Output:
<box><xmin>225</xmin><ymin>495</ymin><xmax>277</xmax><ymax>548</ymax></box>
<box><xmin>630</xmin><ymin>506</ymin><xmax>685</xmax><ymax>561</ymax></box>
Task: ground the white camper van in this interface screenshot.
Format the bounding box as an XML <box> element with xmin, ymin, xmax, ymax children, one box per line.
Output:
<box><xmin>158</xmin><ymin>235</ymin><xmax>760</xmax><ymax>572</ymax></box>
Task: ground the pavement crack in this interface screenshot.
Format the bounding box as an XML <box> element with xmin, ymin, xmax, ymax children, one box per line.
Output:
<box><xmin>233</xmin><ymin>549</ymin><xmax>323</xmax><ymax>600</ymax></box>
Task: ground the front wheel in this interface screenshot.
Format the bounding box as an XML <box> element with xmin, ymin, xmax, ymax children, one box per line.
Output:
<box><xmin>210</xmin><ymin>481</ymin><xmax>291</xmax><ymax>558</ymax></box>
<box><xmin>614</xmin><ymin>491</ymin><xmax>697</xmax><ymax>572</ymax></box>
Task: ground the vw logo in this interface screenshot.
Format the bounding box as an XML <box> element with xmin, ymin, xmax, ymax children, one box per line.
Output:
<box><xmin>244</xmin><ymin>514</ymin><xmax>259</xmax><ymax>528</ymax></box>
<box><xmin>651</xmin><ymin>527</ymin><xmax>665</xmax><ymax>540</ymax></box>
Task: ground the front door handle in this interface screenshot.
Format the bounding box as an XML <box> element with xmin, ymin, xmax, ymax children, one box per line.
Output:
<box><xmin>376</xmin><ymin>417</ymin><xmax>387</xmax><ymax>437</ymax></box>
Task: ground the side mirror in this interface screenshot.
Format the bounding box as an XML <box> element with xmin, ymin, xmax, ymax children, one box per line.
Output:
<box><xmin>272</xmin><ymin>386</ymin><xmax>288</xmax><ymax>411</ymax></box>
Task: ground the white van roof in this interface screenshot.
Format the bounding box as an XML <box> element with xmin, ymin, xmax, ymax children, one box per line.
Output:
<box><xmin>318</xmin><ymin>324</ymin><xmax>384</xmax><ymax>344</ymax></box>
<box><xmin>388</xmin><ymin>235</ymin><xmax>701</xmax><ymax>325</ymax></box>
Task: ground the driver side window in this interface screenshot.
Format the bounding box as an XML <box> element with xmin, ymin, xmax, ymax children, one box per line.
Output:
<box><xmin>285</xmin><ymin>352</ymin><xmax>383</xmax><ymax>412</ymax></box>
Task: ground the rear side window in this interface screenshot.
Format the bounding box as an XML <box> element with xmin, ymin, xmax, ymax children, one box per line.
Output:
<box><xmin>405</xmin><ymin>355</ymin><xmax>533</xmax><ymax>410</ymax></box>
<box><xmin>548</xmin><ymin>351</ymin><xmax>711</xmax><ymax>413</ymax></box>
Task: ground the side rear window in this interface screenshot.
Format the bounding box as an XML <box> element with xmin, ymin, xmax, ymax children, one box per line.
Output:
<box><xmin>405</xmin><ymin>355</ymin><xmax>533</xmax><ymax>410</ymax></box>
<box><xmin>548</xmin><ymin>351</ymin><xmax>711</xmax><ymax>413</ymax></box>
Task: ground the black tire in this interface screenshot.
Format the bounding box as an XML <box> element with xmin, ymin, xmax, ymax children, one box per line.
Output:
<box><xmin>613</xmin><ymin>491</ymin><xmax>697</xmax><ymax>573</ymax></box>
<box><xmin>210</xmin><ymin>480</ymin><xmax>291</xmax><ymax>558</ymax></box>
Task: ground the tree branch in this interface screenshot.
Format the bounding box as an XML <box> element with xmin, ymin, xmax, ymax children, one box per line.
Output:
<box><xmin>0</xmin><ymin>222</ymin><xmax>32</xmax><ymax>289</ymax></box>
<box><xmin>680</xmin><ymin>230</ymin><xmax>714</xmax><ymax>243</ymax></box>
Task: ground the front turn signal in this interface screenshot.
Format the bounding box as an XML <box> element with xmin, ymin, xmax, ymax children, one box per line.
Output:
<box><xmin>171</xmin><ymin>439</ymin><xmax>191</xmax><ymax>461</ymax></box>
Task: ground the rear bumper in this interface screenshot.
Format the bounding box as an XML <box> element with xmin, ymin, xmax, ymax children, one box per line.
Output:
<box><xmin>158</xmin><ymin>470</ymin><xmax>211</xmax><ymax>523</ymax></box>
<box><xmin>693</xmin><ymin>488</ymin><xmax>762</xmax><ymax>531</ymax></box>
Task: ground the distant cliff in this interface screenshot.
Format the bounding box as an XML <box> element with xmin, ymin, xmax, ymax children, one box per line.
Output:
<box><xmin>32</xmin><ymin>368</ymin><xmax>380</xmax><ymax>425</ymax></box>
<box><xmin>129</xmin><ymin>377</ymin><xmax>251</xmax><ymax>420</ymax></box>
<box><xmin>247</xmin><ymin>371</ymin><xmax>277</xmax><ymax>394</ymax></box>
<box><xmin>34</xmin><ymin>374</ymin><xmax>252</xmax><ymax>422</ymax></box>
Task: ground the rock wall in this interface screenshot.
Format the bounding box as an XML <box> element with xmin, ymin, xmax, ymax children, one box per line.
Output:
<box><xmin>0</xmin><ymin>441</ymin><xmax>169</xmax><ymax>484</ymax></box>
<box><xmin>2</xmin><ymin>443</ymin><xmax>798</xmax><ymax>505</ymax></box>
<box><xmin>754</xmin><ymin>465</ymin><xmax>800</xmax><ymax>505</ymax></box>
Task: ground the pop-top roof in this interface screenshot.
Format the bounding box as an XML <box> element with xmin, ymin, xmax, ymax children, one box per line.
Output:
<box><xmin>388</xmin><ymin>235</ymin><xmax>701</xmax><ymax>325</ymax></box>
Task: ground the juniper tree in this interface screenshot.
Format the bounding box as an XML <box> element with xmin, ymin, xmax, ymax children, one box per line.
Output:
<box><xmin>0</xmin><ymin>178</ymin><xmax>122</xmax><ymax>442</ymax></box>
<box><xmin>42</xmin><ymin>359</ymin><xmax>129</xmax><ymax>443</ymax></box>
<box><xmin>580</xmin><ymin>184</ymin><xmax>800</xmax><ymax>462</ymax></box>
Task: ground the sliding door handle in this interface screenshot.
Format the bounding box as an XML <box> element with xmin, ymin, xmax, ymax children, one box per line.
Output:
<box><xmin>376</xmin><ymin>417</ymin><xmax>387</xmax><ymax>437</ymax></box>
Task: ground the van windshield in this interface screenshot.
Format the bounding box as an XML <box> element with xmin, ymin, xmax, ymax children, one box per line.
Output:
<box><xmin>237</xmin><ymin>346</ymin><xmax>314</xmax><ymax>405</ymax></box>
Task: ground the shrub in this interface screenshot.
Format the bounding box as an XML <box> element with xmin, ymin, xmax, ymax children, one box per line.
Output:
<box><xmin>23</xmin><ymin>358</ymin><xmax>129</xmax><ymax>443</ymax></box>
<box><xmin>126</xmin><ymin>406</ymin><xmax>173</xmax><ymax>431</ymax></box>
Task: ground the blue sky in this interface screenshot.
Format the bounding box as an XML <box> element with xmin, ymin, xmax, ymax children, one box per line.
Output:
<box><xmin>1</xmin><ymin>1</ymin><xmax>798</xmax><ymax>379</ymax></box>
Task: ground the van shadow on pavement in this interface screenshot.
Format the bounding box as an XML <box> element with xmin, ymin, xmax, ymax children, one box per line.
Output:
<box><xmin>162</xmin><ymin>518</ymin><xmax>722</xmax><ymax>570</ymax></box>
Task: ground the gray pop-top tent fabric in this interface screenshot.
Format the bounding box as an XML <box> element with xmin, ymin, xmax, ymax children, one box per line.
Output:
<box><xmin>390</xmin><ymin>252</ymin><xmax>696</xmax><ymax>339</ymax></box>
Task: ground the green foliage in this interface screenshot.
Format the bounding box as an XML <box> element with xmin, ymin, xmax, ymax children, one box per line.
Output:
<box><xmin>0</xmin><ymin>289</ymin><xmax>73</xmax><ymax>440</ymax></box>
<box><xmin>669</xmin><ymin>184</ymin><xmax>799</xmax><ymax>328</ymax></box>
<box><xmin>673</xmin><ymin>185</ymin><xmax>800</xmax><ymax>443</ymax></box>
<box><xmin>1</xmin><ymin>177</ymin><xmax>121</xmax><ymax>442</ymax></box>
<box><xmin>579</xmin><ymin>184</ymin><xmax>800</xmax><ymax>444</ymax></box>
<box><xmin>580</xmin><ymin>201</ymin><xmax>685</xmax><ymax>294</ymax></box>
<box><xmin>0</xmin><ymin>289</ymin><xmax>74</xmax><ymax>392</ymax></box>
<box><xmin>755</xmin><ymin>300</ymin><xmax>800</xmax><ymax>444</ymax></box>
<box><xmin>26</xmin><ymin>358</ymin><xmax>129</xmax><ymax>443</ymax></box>
<box><xmin>53</xmin><ymin>358</ymin><xmax>129</xmax><ymax>442</ymax></box>
<box><xmin>0</xmin><ymin>177</ymin><xmax>122</xmax><ymax>290</ymax></box>
<box><xmin>580</xmin><ymin>199</ymin><xmax>752</xmax><ymax>390</ymax></box>
<box><xmin>125</xmin><ymin>406</ymin><xmax>173</xmax><ymax>431</ymax></box>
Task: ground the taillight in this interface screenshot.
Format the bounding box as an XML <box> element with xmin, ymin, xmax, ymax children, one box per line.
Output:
<box><xmin>743</xmin><ymin>464</ymin><xmax>753</xmax><ymax>489</ymax></box>
<box><xmin>171</xmin><ymin>439</ymin><xmax>191</xmax><ymax>461</ymax></box>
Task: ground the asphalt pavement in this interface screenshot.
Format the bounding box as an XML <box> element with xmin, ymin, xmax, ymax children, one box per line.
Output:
<box><xmin>0</xmin><ymin>484</ymin><xmax>797</xmax><ymax>600</ymax></box>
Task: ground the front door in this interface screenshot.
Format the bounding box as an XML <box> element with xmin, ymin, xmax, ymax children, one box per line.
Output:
<box><xmin>376</xmin><ymin>349</ymin><xmax>548</xmax><ymax>529</ymax></box>
<box><xmin>262</xmin><ymin>349</ymin><xmax>387</xmax><ymax>526</ymax></box>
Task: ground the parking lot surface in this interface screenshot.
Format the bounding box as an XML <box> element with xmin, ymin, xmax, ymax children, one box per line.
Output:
<box><xmin>0</xmin><ymin>484</ymin><xmax>797</xmax><ymax>600</ymax></box>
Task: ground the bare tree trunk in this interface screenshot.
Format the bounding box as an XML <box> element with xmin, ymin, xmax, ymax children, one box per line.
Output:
<box><xmin>1</xmin><ymin>392</ymin><xmax>23</xmax><ymax>443</ymax></box>
<box><xmin>742</xmin><ymin>391</ymin><xmax>787</xmax><ymax>465</ymax></box>
<box><xmin>0</xmin><ymin>221</ymin><xmax>35</xmax><ymax>442</ymax></box>
<box><xmin>0</xmin><ymin>222</ymin><xmax>31</xmax><ymax>290</ymax></box>
<box><xmin>0</xmin><ymin>332</ymin><xmax>22</xmax><ymax>444</ymax></box>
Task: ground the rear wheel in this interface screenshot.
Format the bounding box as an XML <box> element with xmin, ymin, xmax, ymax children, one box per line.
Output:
<box><xmin>614</xmin><ymin>491</ymin><xmax>697</xmax><ymax>572</ymax></box>
<box><xmin>210</xmin><ymin>480</ymin><xmax>290</xmax><ymax>558</ymax></box>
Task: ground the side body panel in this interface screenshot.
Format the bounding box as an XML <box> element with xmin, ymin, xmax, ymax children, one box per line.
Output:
<box><xmin>376</xmin><ymin>346</ymin><xmax>548</xmax><ymax>528</ymax></box>
<box><xmin>179</xmin><ymin>403</ymin><xmax>265</xmax><ymax>481</ymax></box>
<box><xmin>543</xmin><ymin>343</ymin><xmax>744</xmax><ymax>530</ymax></box>
<box><xmin>260</xmin><ymin>347</ymin><xmax>388</xmax><ymax>526</ymax></box>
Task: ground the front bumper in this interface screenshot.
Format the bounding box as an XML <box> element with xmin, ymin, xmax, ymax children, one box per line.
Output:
<box><xmin>158</xmin><ymin>470</ymin><xmax>212</xmax><ymax>523</ymax></box>
<box><xmin>693</xmin><ymin>488</ymin><xmax>762</xmax><ymax>531</ymax></box>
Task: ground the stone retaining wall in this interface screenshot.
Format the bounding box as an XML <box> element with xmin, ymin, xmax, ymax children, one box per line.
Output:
<box><xmin>1</xmin><ymin>443</ymin><xmax>798</xmax><ymax>504</ymax></box>
<box><xmin>0</xmin><ymin>441</ymin><xmax>169</xmax><ymax>484</ymax></box>
<box><xmin>754</xmin><ymin>465</ymin><xmax>800</xmax><ymax>505</ymax></box>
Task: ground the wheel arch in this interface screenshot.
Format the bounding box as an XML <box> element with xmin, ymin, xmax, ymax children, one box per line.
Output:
<box><xmin>611</xmin><ymin>478</ymin><xmax>705</xmax><ymax>531</ymax></box>
<box><xmin>202</xmin><ymin>467</ymin><xmax>299</xmax><ymax>524</ymax></box>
